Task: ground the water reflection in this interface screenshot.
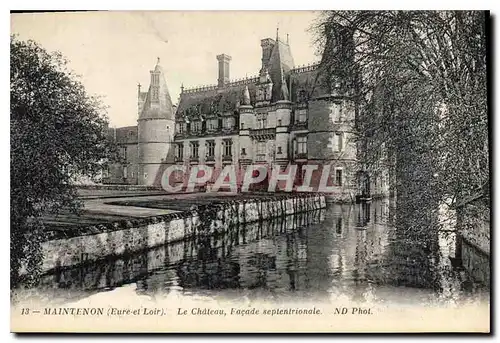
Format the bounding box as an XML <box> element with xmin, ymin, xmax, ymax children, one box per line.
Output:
<box><xmin>33</xmin><ymin>200</ymin><xmax>488</xmax><ymax>306</ymax></box>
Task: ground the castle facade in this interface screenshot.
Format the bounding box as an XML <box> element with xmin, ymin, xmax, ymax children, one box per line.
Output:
<box><xmin>104</xmin><ymin>31</ymin><xmax>389</xmax><ymax>201</ymax></box>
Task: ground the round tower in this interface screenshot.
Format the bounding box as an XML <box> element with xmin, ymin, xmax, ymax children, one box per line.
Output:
<box><xmin>138</xmin><ymin>58</ymin><xmax>175</xmax><ymax>186</ymax></box>
<box><xmin>238</xmin><ymin>86</ymin><xmax>254</xmax><ymax>165</ymax></box>
<box><xmin>275</xmin><ymin>69</ymin><xmax>292</xmax><ymax>167</ymax></box>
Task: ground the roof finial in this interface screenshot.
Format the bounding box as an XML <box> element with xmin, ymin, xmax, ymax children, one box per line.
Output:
<box><xmin>157</xmin><ymin>57</ymin><xmax>160</xmax><ymax>64</ymax></box>
<box><xmin>287</xmin><ymin>33</ymin><xmax>289</xmax><ymax>44</ymax></box>
<box><xmin>181</xmin><ymin>83</ymin><xmax>184</xmax><ymax>93</ymax></box>
<box><xmin>276</xmin><ymin>25</ymin><xmax>279</xmax><ymax>42</ymax></box>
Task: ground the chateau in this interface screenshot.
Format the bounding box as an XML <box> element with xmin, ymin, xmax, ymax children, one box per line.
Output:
<box><xmin>104</xmin><ymin>30</ymin><xmax>389</xmax><ymax>201</ymax></box>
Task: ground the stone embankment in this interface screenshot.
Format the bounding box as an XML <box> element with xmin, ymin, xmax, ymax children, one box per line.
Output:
<box><xmin>26</xmin><ymin>194</ymin><xmax>326</xmax><ymax>275</ymax></box>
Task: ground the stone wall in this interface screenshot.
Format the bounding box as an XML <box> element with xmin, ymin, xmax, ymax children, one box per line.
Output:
<box><xmin>460</xmin><ymin>237</ymin><xmax>490</xmax><ymax>285</ymax></box>
<box><xmin>32</xmin><ymin>210</ymin><xmax>326</xmax><ymax>302</ymax></box>
<box><xmin>24</xmin><ymin>194</ymin><xmax>326</xmax><ymax>275</ymax></box>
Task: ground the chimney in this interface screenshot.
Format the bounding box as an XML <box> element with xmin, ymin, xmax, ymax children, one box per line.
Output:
<box><xmin>260</xmin><ymin>38</ymin><xmax>275</xmax><ymax>70</ymax></box>
<box><xmin>216</xmin><ymin>54</ymin><xmax>231</xmax><ymax>88</ymax></box>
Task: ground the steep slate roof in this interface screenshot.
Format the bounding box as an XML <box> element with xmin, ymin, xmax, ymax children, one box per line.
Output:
<box><xmin>289</xmin><ymin>68</ymin><xmax>325</xmax><ymax>103</ymax></box>
<box><xmin>108</xmin><ymin>126</ymin><xmax>138</xmax><ymax>144</ymax></box>
<box><xmin>138</xmin><ymin>91</ymin><xmax>148</xmax><ymax>114</ymax></box>
<box><xmin>177</xmin><ymin>82</ymin><xmax>259</xmax><ymax>121</ymax></box>
<box><xmin>175</xmin><ymin>35</ymin><xmax>326</xmax><ymax>120</ymax></box>
<box><xmin>268</xmin><ymin>38</ymin><xmax>295</xmax><ymax>101</ymax></box>
<box><xmin>139</xmin><ymin>61</ymin><xmax>175</xmax><ymax>121</ymax></box>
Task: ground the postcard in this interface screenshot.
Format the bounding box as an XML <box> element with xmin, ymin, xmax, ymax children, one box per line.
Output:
<box><xmin>10</xmin><ymin>10</ymin><xmax>490</xmax><ymax>333</ymax></box>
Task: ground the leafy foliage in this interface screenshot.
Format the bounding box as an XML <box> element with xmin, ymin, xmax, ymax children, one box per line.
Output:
<box><xmin>314</xmin><ymin>11</ymin><xmax>488</xmax><ymax>227</ymax></box>
<box><xmin>10</xmin><ymin>36</ymin><xmax>114</xmax><ymax>288</ymax></box>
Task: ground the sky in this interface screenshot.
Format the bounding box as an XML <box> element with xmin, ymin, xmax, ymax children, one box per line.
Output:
<box><xmin>11</xmin><ymin>11</ymin><xmax>322</xmax><ymax>127</ymax></box>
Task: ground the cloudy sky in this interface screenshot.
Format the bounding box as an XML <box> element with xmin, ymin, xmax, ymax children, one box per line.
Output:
<box><xmin>11</xmin><ymin>11</ymin><xmax>321</xmax><ymax>127</ymax></box>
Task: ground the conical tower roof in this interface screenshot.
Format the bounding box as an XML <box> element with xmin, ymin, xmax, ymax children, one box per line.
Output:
<box><xmin>242</xmin><ymin>85</ymin><xmax>251</xmax><ymax>105</ymax></box>
<box><xmin>268</xmin><ymin>34</ymin><xmax>294</xmax><ymax>102</ymax></box>
<box><xmin>139</xmin><ymin>58</ymin><xmax>175</xmax><ymax>121</ymax></box>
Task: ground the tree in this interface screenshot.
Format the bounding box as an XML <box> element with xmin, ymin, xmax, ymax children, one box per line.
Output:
<box><xmin>10</xmin><ymin>36</ymin><xmax>113</xmax><ymax>288</ymax></box>
<box><xmin>313</xmin><ymin>12</ymin><xmax>488</xmax><ymax>291</ymax></box>
<box><xmin>314</xmin><ymin>11</ymin><xmax>488</xmax><ymax>230</ymax></box>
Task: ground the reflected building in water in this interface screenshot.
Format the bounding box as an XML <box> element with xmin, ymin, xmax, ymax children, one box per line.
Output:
<box><xmin>28</xmin><ymin>199</ymin><xmax>485</xmax><ymax>306</ymax></box>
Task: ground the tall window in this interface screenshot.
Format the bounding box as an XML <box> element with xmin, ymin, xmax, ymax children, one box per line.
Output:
<box><xmin>176</xmin><ymin>143</ymin><xmax>183</xmax><ymax>159</ymax></box>
<box><xmin>223</xmin><ymin>139</ymin><xmax>232</xmax><ymax>156</ymax></box>
<box><xmin>335</xmin><ymin>168</ymin><xmax>343</xmax><ymax>186</ymax></box>
<box><xmin>257</xmin><ymin>118</ymin><xmax>267</xmax><ymax>129</ymax></box>
<box><xmin>297</xmin><ymin>136</ymin><xmax>307</xmax><ymax>154</ymax></box>
<box><xmin>331</xmin><ymin>103</ymin><xmax>342</xmax><ymax>123</ymax></box>
<box><xmin>123</xmin><ymin>166</ymin><xmax>128</xmax><ymax>178</ymax></box>
<box><xmin>191</xmin><ymin>121</ymin><xmax>201</xmax><ymax>133</ymax></box>
<box><xmin>206</xmin><ymin>140</ymin><xmax>215</xmax><ymax>157</ymax></box>
<box><xmin>336</xmin><ymin>103</ymin><xmax>344</xmax><ymax>122</ymax></box>
<box><xmin>256</xmin><ymin>141</ymin><xmax>266</xmax><ymax>161</ymax></box>
<box><xmin>190</xmin><ymin>141</ymin><xmax>199</xmax><ymax>158</ymax></box>
<box><xmin>121</xmin><ymin>147</ymin><xmax>127</xmax><ymax>161</ymax></box>
<box><xmin>335</xmin><ymin>132</ymin><xmax>344</xmax><ymax>152</ymax></box>
<box><xmin>176</xmin><ymin>123</ymin><xmax>184</xmax><ymax>134</ymax></box>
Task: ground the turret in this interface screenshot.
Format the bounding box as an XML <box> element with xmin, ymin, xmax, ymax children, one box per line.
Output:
<box><xmin>238</xmin><ymin>85</ymin><xmax>254</xmax><ymax>165</ymax></box>
<box><xmin>275</xmin><ymin>67</ymin><xmax>292</xmax><ymax>166</ymax></box>
<box><xmin>137</xmin><ymin>57</ymin><xmax>175</xmax><ymax>186</ymax></box>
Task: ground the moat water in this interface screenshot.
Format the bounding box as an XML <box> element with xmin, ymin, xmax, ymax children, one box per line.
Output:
<box><xmin>29</xmin><ymin>199</ymin><xmax>489</xmax><ymax>306</ymax></box>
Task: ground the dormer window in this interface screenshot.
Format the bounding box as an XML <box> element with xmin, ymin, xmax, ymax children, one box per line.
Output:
<box><xmin>207</xmin><ymin>118</ymin><xmax>218</xmax><ymax>131</ymax></box>
<box><xmin>222</xmin><ymin>116</ymin><xmax>235</xmax><ymax>129</ymax></box>
<box><xmin>296</xmin><ymin>109</ymin><xmax>307</xmax><ymax>123</ymax></box>
<box><xmin>191</xmin><ymin>121</ymin><xmax>202</xmax><ymax>133</ymax></box>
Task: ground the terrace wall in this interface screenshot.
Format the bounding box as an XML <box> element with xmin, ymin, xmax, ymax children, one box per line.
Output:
<box><xmin>22</xmin><ymin>194</ymin><xmax>326</xmax><ymax>275</ymax></box>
